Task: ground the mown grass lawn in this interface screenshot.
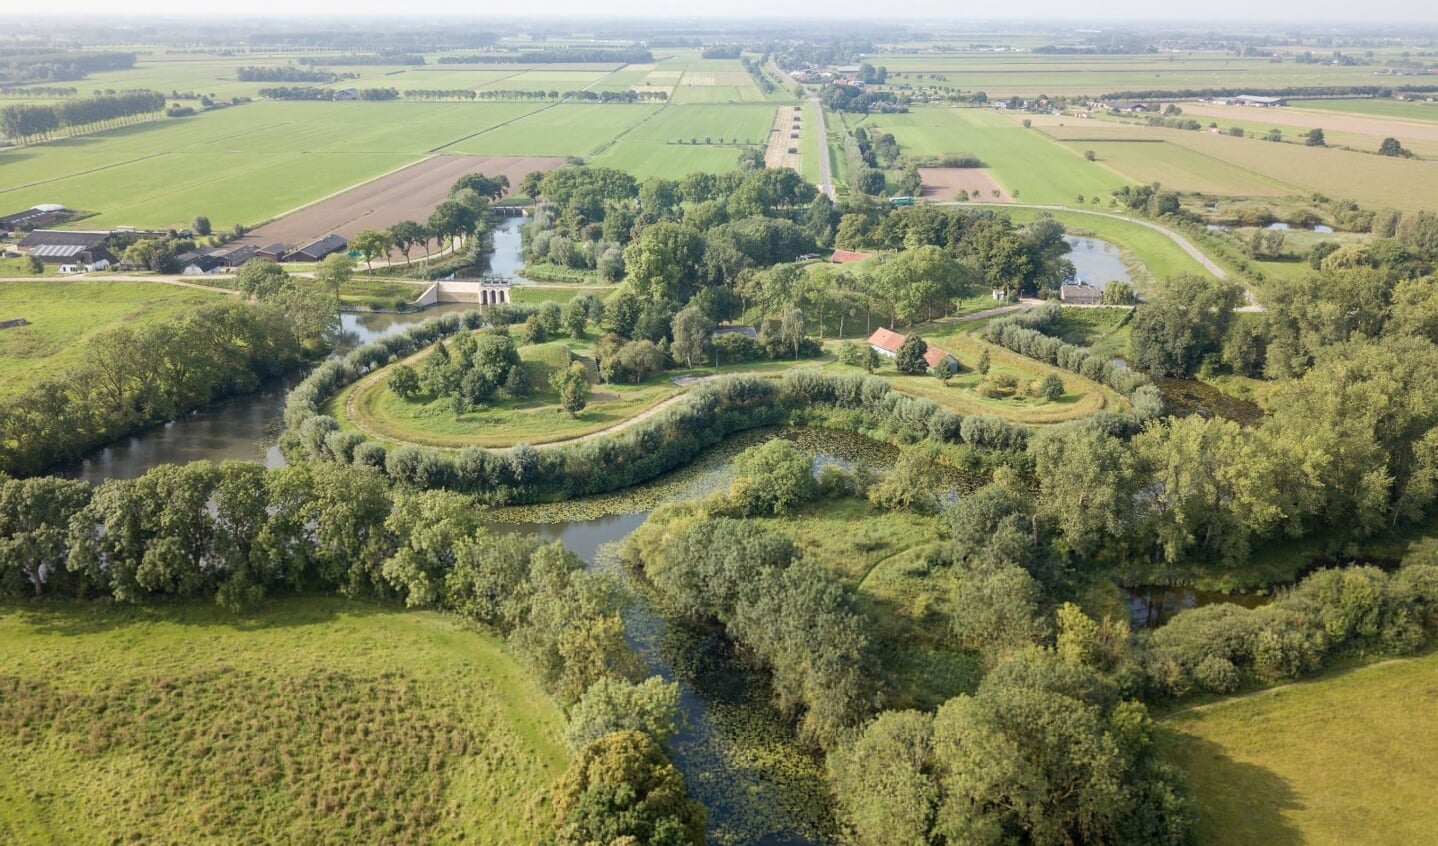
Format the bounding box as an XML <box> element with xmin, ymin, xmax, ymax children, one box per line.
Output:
<box><xmin>0</xmin><ymin>280</ymin><xmax>226</xmax><ymax>397</ymax></box>
<box><xmin>0</xmin><ymin>596</ymin><xmax>567</xmax><ymax>846</ymax></box>
<box><xmin>332</xmin><ymin>337</ymin><xmax>683</xmax><ymax>449</ymax></box>
<box><xmin>1162</xmin><ymin>650</ymin><xmax>1438</xmax><ymax>846</ymax></box>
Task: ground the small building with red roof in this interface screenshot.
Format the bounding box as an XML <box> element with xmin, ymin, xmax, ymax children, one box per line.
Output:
<box><xmin>866</xmin><ymin>328</ymin><xmax>958</xmax><ymax>371</ymax></box>
<box><xmin>830</xmin><ymin>249</ymin><xmax>872</xmax><ymax>264</ymax></box>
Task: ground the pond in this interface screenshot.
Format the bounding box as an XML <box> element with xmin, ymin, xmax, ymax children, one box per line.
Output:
<box><xmin>1126</xmin><ymin>584</ymin><xmax>1271</xmax><ymax>629</ymax></box>
<box><xmin>1063</xmin><ymin>235</ymin><xmax>1132</xmax><ymax>285</ymax></box>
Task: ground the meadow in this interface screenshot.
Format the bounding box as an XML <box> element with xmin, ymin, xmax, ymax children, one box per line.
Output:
<box><xmin>444</xmin><ymin>103</ymin><xmax>661</xmax><ymax>157</ymax></box>
<box><xmin>0</xmin><ymin>596</ymin><xmax>568</xmax><ymax>845</ymax></box>
<box><xmin>0</xmin><ymin>280</ymin><xmax>227</xmax><ymax>396</ymax></box>
<box><xmin>587</xmin><ymin>103</ymin><xmax>778</xmax><ymax>177</ymax></box>
<box><xmin>1162</xmin><ymin>651</ymin><xmax>1438</xmax><ymax>846</ymax></box>
<box><xmin>1300</xmin><ymin>97</ymin><xmax>1438</xmax><ymax>121</ymax></box>
<box><xmin>865</xmin><ymin>107</ymin><xmax>1132</xmax><ymax>205</ymax></box>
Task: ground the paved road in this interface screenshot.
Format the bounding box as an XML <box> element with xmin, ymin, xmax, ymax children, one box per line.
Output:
<box><xmin>809</xmin><ymin>98</ymin><xmax>835</xmax><ymax>201</ymax></box>
<box><xmin>959</xmin><ymin>202</ymin><xmax>1229</xmax><ymax>281</ymax></box>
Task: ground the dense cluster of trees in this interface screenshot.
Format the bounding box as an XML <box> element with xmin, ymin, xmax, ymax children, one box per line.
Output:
<box><xmin>437</xmin><ymin>48</ymin><xmax>654</xmax><ymax>64</ymax></box>
<box><xmin>0</xmin><ymin>51</ymin><xmax>135</xmax><ymax>85</ymax></box>
<box><xmin>0</xmin><ymin>86</ymin><xmax>78</xmax><ymax>98</ymax></box>
<box><xmin>257</xmin><ymin>86</ymin><xmax>399</xmax><ymax>101</ymax></box>
<box><xmin>839</xmin><ymin>205</ymin><xmax>1075</xmax><ymax>299</ymax></box>
<box><xmin>401</xmin><ymin>329</ymin><xmax>531</xmax><ymax>411</ymax></box>
<box><xmin>831</xmin><ymin>650</ymin><xmax>1191</xmax><ymax>846</ymax></box>
<box><xmin>296</xmin><ymin>52</ymin><xmax>425</xmax><ymax>66</ymax></box>
<box><xmin>1</xmin><ymin>91</ymin><xmax>165</xmax><ymax>144</ymax></box>
<box><xmin>625</xmin><ymin>475</ymin><xmax>871</xmax><ymax>748</ymax></box>
<box><xmin>820</xmin><ymin>83</ymin><xmax>909</xmax><ymax>113</ymax></box>
<box><xmin>236</xmin><ymin>66</ymin><xmax>337</xmax><ymax>83</ymax></box>
<box><xmin>0</xmin><ymin>300</ymin><xmax>316</xmax><ymax>477</ymax></box>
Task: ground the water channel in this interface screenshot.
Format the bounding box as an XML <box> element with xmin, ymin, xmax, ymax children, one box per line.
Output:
<box><xmin>41</xmin><ymin>220</ymin><xmax>1223</xmax><ymax>843</ymax></box>
<box><xmin>1063</xmin><ymin>235</ymin><xmax>1132</xmax><ymax>286</ymax></box>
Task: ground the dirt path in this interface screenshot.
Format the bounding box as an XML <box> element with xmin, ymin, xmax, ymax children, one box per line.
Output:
<box><xmin>961</xmin><ymin>202</ymin><xmax>1230</xmax><ymax>281</ymax></box>
<box><xmin>763</xmin><ymin>105</ymin><xmax>803</xmax><ymax>171</ymax></box>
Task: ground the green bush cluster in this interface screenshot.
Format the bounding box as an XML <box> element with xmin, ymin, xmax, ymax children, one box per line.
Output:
<box><xmin>1138</xmin><ymin>564</ymin><xmax>1438</xmax><ymax>698</ymax></box>
<box><xmin>982</xmin><ymin>304</ymin><xmax>1163</xmax><ymax>416</ymax></box>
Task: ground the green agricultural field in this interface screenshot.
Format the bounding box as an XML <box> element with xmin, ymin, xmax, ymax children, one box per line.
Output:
<box><xmin>586</xmin><ymin>103</ymin><xmax>777</xmax><ymax>177</ymax></box>
<box><xmin>0</xmin><ymin>101</ymin><xmax>547</xmax><ymax>231</ymax></box>
<box><xmin>1164</xmin><ymin>129</ymin><xmax>1438</xmax><ymax>211</ymax></box>
<box><xmin>1300</xmin><ymin>97</ymin><xmax>1438</xmax><ymax>121</ymax></box>
<box><xmin>446</xmin><ymin>103</ymin><xmax>660</xmax><ymax>157</ymax></box>
<box><xmin>509</xmin><ymin>285</ymin><xmax>614</xmax><ymax>305</ymax></box>
<box><xmin>872</xmin><ymin>107</ymin><xmax>1132</xmax><ymax>205</ymax></box>
<box><xmin>1065</xmin><ymin>139</ymin><xmax>1294</xmax><ymax>196</ymax></box>
<box><xmin>0</xmin><ymin>597</ymin><xmax>567</xmax><ymax>846</ymax></box>
<box><xmin>1163</xmin><ymin>651</ymin><xmax>1438</xmax><ymax>846</ymax></box>
<box><xmin>0</xmin><ymin>280</ymin><xmax>227</xmax><ymax>396</ymax></box>
<box><xmin>874</xmin><ymin>52</ymin><xmax>1393</xmax><ymax>98</ymax></box>
<box><xmin>330</xmin><ymin>337</ymin><xmax>683</xmax><ymax>449</ymax></box>
<box><xmin>1000</xmin><ymin>206</ymin><xmax>1215</xmax><ymax>283</ymax></box>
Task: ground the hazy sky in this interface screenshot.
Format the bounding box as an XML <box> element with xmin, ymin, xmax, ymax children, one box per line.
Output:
<box><xmin>20</xmin><ymin>0</ymin><xmax>1437</xmax><ymax>24</ymax></box>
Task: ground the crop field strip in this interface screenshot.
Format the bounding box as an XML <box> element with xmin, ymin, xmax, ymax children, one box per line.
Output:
<box><xmin>872</xmin><ymin>107</ymin><xmax>1132</xmax><ymax>205</ymax></box>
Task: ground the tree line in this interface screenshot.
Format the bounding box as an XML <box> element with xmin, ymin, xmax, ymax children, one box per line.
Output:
<box><xmin>1</xmin><ymin>90</ymin><xmax>165</xmax><ymax>144</ymax></box>
<box><xmin>436</xmin><ymin>48</ymin><xmax>653</xmax><ymax>64</ymax></box>
<box><xmin>0</xmin><ymin>51</ymin><xmax>135</xmax><ymax>85</ymax></box>
<box><xmin>296</xmin><ymin>52</ymin><xmax>425</xmax><ymax>66</ymax></box>
<box><xmin>0</xmin><ymin>300</ymin><xmax>318</xmax><ymax>477</ymax></box>
<box><xmin>236</xmin><ymin>66</ymin><xmax>338</xmax><ymax>83</ymax></box>
<box><xmin>0</xmin><ymin>86</ymin><xmax>78</xmax><ymax>98</ymax></box>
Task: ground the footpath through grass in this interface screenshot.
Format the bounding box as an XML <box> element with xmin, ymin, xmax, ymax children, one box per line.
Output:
<box><xmin>0</xmin><ymin>596</ymin><xmax>567</xmax><ymax>846</ymax></box>
<box><xmin>0</xmin><ymin>280</ymin><xmax>226</xmax><ymax>397</ymax></box>
<box><xmin>1162</xmin><ymin>650</ymin><xmax>1438</xmax><ymax>846</ymax></box>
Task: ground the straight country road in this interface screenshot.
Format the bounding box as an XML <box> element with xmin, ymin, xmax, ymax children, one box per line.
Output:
<box><xmin>809</xmin><ymin>97</ymin><xmax>835</xmax><ymax>201</ymax></box>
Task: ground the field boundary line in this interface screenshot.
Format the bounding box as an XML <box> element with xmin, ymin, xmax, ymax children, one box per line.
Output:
<box><xmin>428</xmin><ymin>102</ymin><xmax>557</xmax><ymax>153</ymax></box>
<box><xmin>242</xmin><ymin>154</ymin><xmax>439</xmax><ymax>230</ymax></box>
<box><xmin>0</xmin><ymin>152</ymin><xmax>169</xmax><ymax>196</ymax></box>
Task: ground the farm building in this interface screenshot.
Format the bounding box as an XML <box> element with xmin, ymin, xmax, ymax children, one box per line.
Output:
<box><xmin>1228</xmin><ymin>95</ymin><xmax>1287</xmax><ymax>107</ymax></box>
<box><xmin>209</xmin><ymin>245</ymin><xmax>259</xmax><ymax>268</ymax></box>
<box><xmin>285</xmin><ymin>234</ymin><xmax>348</xmax><ymax>263</ymax></box>
<box><xmin>1106</xmin><ymin>101</ymin><xmax>1150</xmax><ymax>113</ymax></box>
<box><xmin>866</xmin><ymin>327</ymin><xmax>958</xmax><ymax>370</ymax></box>
<box><xmin>256</xmin><ymin>243</ymin><xmax>289</xmax><ymax>261</ymax></box>
<box><xmin>830</xmin><ymin>249</ymin><xmax>873</xmax><ymax>264</ymax></box>
<box><xmin>176</xmin><ymin>250</ymin><xmax>223</xmax><ymax>275</ymax></box>
<box><xmin>0</xmin><ymin>204</ymin><xmax>68</xmax><ymax>233</ymax></box>
<box><xmin>1060</xmin><ymin>282</ymin><xmax>1102</xmax><ymax>305</ymax></box>
<box><xmin>16</xmin><ymin>230</ymin><xmax>117</xmax><ymax>266</ymax></box>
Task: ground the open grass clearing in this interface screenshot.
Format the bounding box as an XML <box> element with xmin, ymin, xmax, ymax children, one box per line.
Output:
<box><xmin>330</xmin><ymin>337</ymin><xmax>684</xmax><ymax>449</ymax></box>
<box><xmin>871</xmin><ymin>107</ymin><xmax>1131</xmax><ymax>206</ymax></box>
<box><xmin>1162</xmin><ymin>651</ymin><xmax>1438</xmax><ymax>846</ymax></box>
<box><xmin>0</xmin><ymin>596</ymin><xmax>566</xmax><ymax>846</ymax></box>
<box><xmin>1063</xmin><ymin>139</ymin><xmax>1295</xmax><ymax>197</ymax></box>
<box><xmin>0</xmin><ymin>280</ymin><xmax>227</xmax><ymax>397</ymax></box>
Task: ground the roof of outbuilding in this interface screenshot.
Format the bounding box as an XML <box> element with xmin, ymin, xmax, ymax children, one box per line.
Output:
<box><xmin>18</xmin><ymin>230</ymin><xmax>107</xmax><ymax>249</ymax></box>
<box><xmin>867</xmin><ymin>327</ymin><xmax>906</xmax><ymax>353</ymax></box>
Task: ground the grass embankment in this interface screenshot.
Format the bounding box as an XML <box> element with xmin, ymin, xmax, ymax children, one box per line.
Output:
<box><xmin>1162</xmin><ymin>650</ymin><xmax>1438</xmax><ymax>846</ymax></box>
<box><xmin>0</xmin><ymin>596</ymin><xmax>567</xmax><ymax>845</ymax></box>
<box><xmin>331</xmin><ymin>337</ymin><xmax>683</xmax><ymax>449</ymax></box>
<box><xmin>0</xmin><ymin>280</ymin><xmax>225</xmax><ymax>397</ymax></box>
